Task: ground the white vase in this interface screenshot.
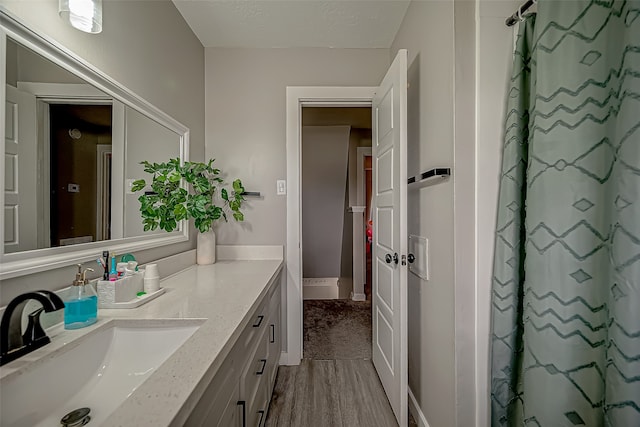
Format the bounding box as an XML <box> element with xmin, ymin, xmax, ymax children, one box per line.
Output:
<box><xmin>196</xmin><ymin>229</ymin><xmax>216</xmax><ymax>265</ymax></box>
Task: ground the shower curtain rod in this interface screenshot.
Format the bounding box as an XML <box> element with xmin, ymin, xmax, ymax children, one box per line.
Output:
<box><xmin>505</xmin><ymin>0</ymin><xmax>537</xmax><ymax>26</ymax></box>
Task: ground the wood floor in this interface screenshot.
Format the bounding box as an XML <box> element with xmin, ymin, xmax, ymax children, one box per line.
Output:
<box><xmin>265</xmin><ymin>359</ymin><xmax>399</xmax><ymax>427</ymax></box>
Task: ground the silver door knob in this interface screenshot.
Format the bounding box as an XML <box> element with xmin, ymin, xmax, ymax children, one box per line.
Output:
<box><xmin>408</xmin><ymin>254</ymin><xmax>415</xmax><ymax>264</ymax></box>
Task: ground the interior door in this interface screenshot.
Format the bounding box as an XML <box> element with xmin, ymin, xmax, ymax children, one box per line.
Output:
<box><xmin>371</xmin><ymin>49</ymin><xmax>408</xmax><ymax>425</ymax></box>
<box><xmin>4</xmin><ymin>84</ymin><xmax>37</xmax><ymax>253</ymax></box>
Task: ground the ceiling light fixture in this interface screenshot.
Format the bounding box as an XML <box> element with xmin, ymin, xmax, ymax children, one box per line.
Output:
<box><xmin>59</xmin><ymin>0</ymin><xmax>102</xmax><ymax>34</ymax></box>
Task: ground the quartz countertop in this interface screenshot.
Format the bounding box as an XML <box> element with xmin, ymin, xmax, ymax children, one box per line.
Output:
<box><xmin>0</xmin><ymin>259</ymin><xmax>284</xmax><ymax>427</ymax></box>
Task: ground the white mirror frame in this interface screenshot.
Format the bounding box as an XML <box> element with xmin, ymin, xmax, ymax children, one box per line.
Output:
<box><xmin>0</xmin><ymin>10</ymin><xmax>190</xmax><ymax>280</ymax></box>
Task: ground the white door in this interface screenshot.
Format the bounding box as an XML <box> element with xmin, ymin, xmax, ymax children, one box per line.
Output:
<box><xmin>4</xmin><ymin>84</ymin><xmax>37</xmax><ymax>253</ymax></box>
<box><xmin>372</xmin><ymin>49</ymin><xmax>408</xmax><ymax>425</ymax></box>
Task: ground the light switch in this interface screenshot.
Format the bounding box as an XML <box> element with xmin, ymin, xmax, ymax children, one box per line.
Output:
<box><xmin>408</xmin><ymin>235</ymin><xmax>429</xmax><ymax>281</ymax></box>
<box><xmin>67</xmin><ymin>183</ymin><xmax>80</xmax><ymax>193</ymax></box>
<box><xmin>277</xmin><ymin>180</ymin><xmax>286</xmax><ymax>195</ymax></box>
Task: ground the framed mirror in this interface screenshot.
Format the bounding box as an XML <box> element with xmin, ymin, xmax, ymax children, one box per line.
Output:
<box><xmin>0</xmin><ymin>11</ymin><xmax>190</xmax><ymax>279</ymax></box>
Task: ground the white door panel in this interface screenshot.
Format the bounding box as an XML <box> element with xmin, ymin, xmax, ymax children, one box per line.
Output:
<box><xmin>4</xmin><ymin>85</ymin><xmax>37</xmax><ymax>253</ymax></box>
<box><xmin>372</xmin><ymin>49</ymin><xmax>408</xmax><ymax>426</ymax></box>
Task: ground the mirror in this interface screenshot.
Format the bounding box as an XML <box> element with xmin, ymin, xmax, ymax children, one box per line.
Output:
<box><xmin>0</xmin><ymin>11</ymin><xmax>189</xmax><ymax>279</ymax></box>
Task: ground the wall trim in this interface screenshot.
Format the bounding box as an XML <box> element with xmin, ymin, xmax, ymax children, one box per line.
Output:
<box><xmin>285</xmin><ymin>86</ymin><xmax>377</xmax><ymax>366</ymax></box>
<box><xmin>409</xmin><ymin>386</ymin><xmax>431</xmax><ymax>427</ymax></box>
<box><xmin>351</xmin><ymin>292</ymin><xmax>366</xmax><ymax>301</ymax></box>
<box><xmin>217</xmin><ymin>245</ymin><xmax>283</xmax><ymax>261</ymax></box>
<box><xmin>303</xmin><ymin>277</ymin><xmax>339</xmax><ymax>300</ymax></box>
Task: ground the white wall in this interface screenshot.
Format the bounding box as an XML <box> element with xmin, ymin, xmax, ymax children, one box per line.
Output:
<box><xmin>0</xmin><ymin>0</ymin><xmax>204</xmax><ymax>305</ymax></box>
<box><xmin>124</xmin><ymin>107</ymin><xmax>182</xmax><ymax>238</ymax></box>
<box><xmin>392</xmin><ymin>1</ymin><xmax>519</xmax><ymax>425</ymax></box>
<box><xmin>391</xmin><ymin>2</ymin><xmax>456</xmax><ymax>426</ymax></box>
<box><xmin>204</xmin><ymin>47</ymin><xmax>389</xmax><ymax>245</ymax></box>
<box><xmin>301</xmin><ymin>125</ymin><xmax>350</xmax><ymax>278</ymax></box>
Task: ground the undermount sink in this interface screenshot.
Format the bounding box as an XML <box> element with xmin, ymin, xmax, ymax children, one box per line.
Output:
<box><xmin>0</xmin><ymin>319</ymin><xmax>203</xmax><ymax>427</ymax></box>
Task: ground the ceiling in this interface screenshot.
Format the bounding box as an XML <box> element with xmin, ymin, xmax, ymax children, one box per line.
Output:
<box><xmin>172</xmin><ymin>0</ymin><xmax>411</xmax><ymax>48</ymax></box>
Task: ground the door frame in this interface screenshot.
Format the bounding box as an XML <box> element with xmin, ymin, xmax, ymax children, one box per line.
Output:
<box><xmin>17</xmin><ymin>82</ymin><xmax>125</xmax><ymax>245</ymax></box>
<box><xmin>284</xmin><ymin>86</ymin><xmax>376</xmax><ymax>365</ymax></box>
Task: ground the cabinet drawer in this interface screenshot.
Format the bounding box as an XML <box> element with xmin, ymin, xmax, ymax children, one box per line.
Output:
<box><xmin>240</xmin><ymin>325</ymin><xmax>268</xmax><ymax>409</ymax></box>
<box><xmin>242</xmin><ymin>378</ymin><xmax>270</xmax><ymax>427</ymax></box>
<box><xmin>239</xmin><ymin>298</ymin><xmax>269</xmax><ymax>355</ymax></box>
<box><xmin>266</xmin><ymin>300</ymin><xmax>281</xmax><ymax>389</ymax></box>
<box><xmin>217</xmin><ymin>383</ymin><xmax>241</xmax><ymax>427</ymax></box>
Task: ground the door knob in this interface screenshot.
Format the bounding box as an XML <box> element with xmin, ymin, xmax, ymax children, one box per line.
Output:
<box><xmin>408</xmin><ymin>254</ymin><xmax>415</xmax><ymax>264</ymax></box>
<box><xmin>385</xmin><ymin>253</ymin><xmax>399</xmax><ymax>264</ymax></box>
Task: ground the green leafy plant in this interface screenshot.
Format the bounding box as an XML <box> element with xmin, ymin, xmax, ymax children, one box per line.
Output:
<box><xmin>131</xmin><ymin>158</ymin><xmax>245</xmax><ymax>233</ymax></box>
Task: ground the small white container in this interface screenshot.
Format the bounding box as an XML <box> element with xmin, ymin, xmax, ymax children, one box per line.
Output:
<box><xmin>143</xmin><ymin>264</ymin><xmax>160</xmax><ymax>293</ymax></box>
<box><xmin>145</xmin><ymin>263</ymin><xmax>159</xmax><ymax>278</ymax></box>
<box><xmin>144</xmin><ymin>277</ymin><xmax>160</xmax><ymax>293</ymax></box>
<box><xmin>97</xmin><ymin>271</ymin><xmax>144</xmax><ymax>306</ymax></box>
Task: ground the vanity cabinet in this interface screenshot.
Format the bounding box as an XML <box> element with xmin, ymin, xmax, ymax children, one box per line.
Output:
<box><xmin>184</xmin><ymin>275</ymin><xmax>282</xmax><ymax>427</ymax></box>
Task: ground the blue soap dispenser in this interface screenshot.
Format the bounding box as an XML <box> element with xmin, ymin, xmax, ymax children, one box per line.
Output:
<box><xmin>64</xmin><ymin>264</ymin><xmax>98</xmax><ymax>330</ymax></box>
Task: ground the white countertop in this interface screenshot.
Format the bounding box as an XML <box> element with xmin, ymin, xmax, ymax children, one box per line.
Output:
<box><xmin>0</xmin><ymin>259</ymin><xmax>284</xmax><ymax>426</ymax></box>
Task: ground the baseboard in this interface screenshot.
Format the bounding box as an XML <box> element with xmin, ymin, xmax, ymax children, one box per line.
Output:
<box><xmin>303</xmin><ymin>277</ymin><xmax>339</xmax><ymax>300</ymax></box>
<box><xmin>351</xmin><ymin>292</ymin><xmax>366</xmax><ymax>301</ymax></box>
<box><xmin>279</xmin><ymin>351</ymin><xmax>302</xmax><ymax>366</ymax></box>
<box><xmin>409</xmin><ymin>387</ymin><xmax>431</xmax><ymax>427</ymax></box>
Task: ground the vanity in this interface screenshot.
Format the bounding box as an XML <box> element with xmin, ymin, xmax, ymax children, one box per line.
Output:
<box><xmin>0</xmin><ymin>257</ymin><xmax>284</xmax><ymax>426</ymax></box>
<box><xmin>0</xmin><ymin>8</ymin><xmax>286</xmax><ymax>426</ymax></box>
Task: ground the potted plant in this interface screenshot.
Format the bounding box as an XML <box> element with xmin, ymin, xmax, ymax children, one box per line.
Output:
<box><xmin>131</xmin><ymin>158</ymin><xmax>245</xmax><ymax>264</ymax></box>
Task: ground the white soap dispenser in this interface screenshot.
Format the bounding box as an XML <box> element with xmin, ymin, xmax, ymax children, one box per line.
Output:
<box><xmin>64</xmin><ymin>264</ymin><xmax>98</xmax><ymax>330</ymax></box>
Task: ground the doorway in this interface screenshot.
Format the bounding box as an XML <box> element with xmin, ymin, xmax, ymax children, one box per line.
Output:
<box><xmin>300</xmin><ymin>106</ymin><xmax>373</xmax><ymax>360</ymax></box>
<box><xmin>284</xmin><ymin>86</ymin><xmax>377</xmax><ymax>367</ymax></box>
<box><xmin>301</xmin><ymin>106</ymin><xmax>372</xmax><ymax>302</ymax></box>
<box><xmin>48</xmin><ymin>103</ymin><xmax>113</xmax><ymax>247</ymax></box>
<box><xmin>285</xmin><ymin>54</ymin><xmax>409</xmax><ymax>424</ymax></box>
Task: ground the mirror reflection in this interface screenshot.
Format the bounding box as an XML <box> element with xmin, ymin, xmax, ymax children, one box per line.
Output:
<box><xmin>3</xmin><ymin>38</ymin><xmax>181</xmax><ymax>254</ymax></box>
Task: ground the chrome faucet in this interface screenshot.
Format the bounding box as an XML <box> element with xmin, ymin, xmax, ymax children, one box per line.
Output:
<box><xmin>0</xmin><ymin>290</ymin><xmax>65</xmax><ymax>366</ymax></box>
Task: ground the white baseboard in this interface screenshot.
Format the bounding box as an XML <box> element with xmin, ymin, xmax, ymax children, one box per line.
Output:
<box><xmin>409</xmin><ymin>387</ymin><xmax>431</xmax><ymax>427</ymax></box>
<box><xmin>351</xmin><ymin>292</ymin><xmax>366</xmax><ymax>301</ymax></box>
<box><xmin>279</xmin><ymin>351</ymin><xmax>301</xmax><ymax>366</ymax></box>
<box><xmin>303</xmin><ymin>277</ymin><xmax>339</xmax><ymax>300</ymax></box>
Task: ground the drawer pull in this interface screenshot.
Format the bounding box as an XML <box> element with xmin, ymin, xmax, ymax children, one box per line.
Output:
<box><xmin>256</xmin><ymin>358</ymin><xmax>267</xmax><ymax>375</ymax></box>
<box><xmin>253</xmin><ymin>315</ymin><xmax>264</xmax><ymax>328</ymax></box>
<box><xmin>237</xmin><ymin>401</ymin><xmax>246</xmax><ymax>427</ymax></box>
<box><xmin>270</xmin><ymin>324</ymin><xmax>275</xmax><ymax>343</ymax></box>
<box><xmin>258</xmin><ymin>409</ymin><xmax>266</xmax><ymax>427</ymax></box>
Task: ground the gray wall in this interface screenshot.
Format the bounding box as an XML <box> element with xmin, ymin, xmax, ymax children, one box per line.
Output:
<box><xmin>204</xmin><ymin>47</ymin><xmax>389</xmax><ymax>245</ymax></box>
<box><xmin>391</xmin><ymin>1</ymin><xmax>457</xmax><ymax>426</ymax></box>
<box><xmin>301</xmin><ymin>125</ymin><xmax>350</xmax><ymax>278</ymax></box>
<box><xmin>0</xmin><ymin>0</ymin><xmax>204</xmax><ymax>304</ymax></box>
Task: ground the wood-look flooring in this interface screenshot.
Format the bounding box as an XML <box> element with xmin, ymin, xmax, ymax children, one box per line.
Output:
<box><xmin>265</xmin><ymin>359</ymin><xmax>399</xmax><ymax>427</ymax></box>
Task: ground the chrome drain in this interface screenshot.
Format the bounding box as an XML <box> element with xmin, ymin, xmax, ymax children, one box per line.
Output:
<box><xmin>61</xmin><ymin>407</ymin><xmax>91</xmax><ymax>426</ymax></box>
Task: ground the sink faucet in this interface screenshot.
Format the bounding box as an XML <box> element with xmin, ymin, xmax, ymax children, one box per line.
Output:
<box><xmin>0</xmin><ymin>290</ymin><xmax>65</xmax><ymax>366</ymax></box>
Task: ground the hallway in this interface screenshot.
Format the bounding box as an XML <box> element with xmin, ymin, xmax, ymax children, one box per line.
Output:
<box><xmin>266</xmin><ymin>300</ymin><xmax>417</xmax><ymax>426</ymax></box>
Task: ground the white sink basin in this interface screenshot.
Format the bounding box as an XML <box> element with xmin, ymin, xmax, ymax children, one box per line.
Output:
<box><xmin>0</xmin><ymin>319</ymin><xmax>203</xmax><ymax>427</ymax></box>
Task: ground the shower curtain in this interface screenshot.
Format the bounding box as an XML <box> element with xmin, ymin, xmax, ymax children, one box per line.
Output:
<box><xmin>490</xmin><ymin>1</ymin><xmax>639</xmax><ymax>426</ymax></box>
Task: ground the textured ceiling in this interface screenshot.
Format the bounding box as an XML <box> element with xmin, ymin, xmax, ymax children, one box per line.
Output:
<box><xmin>172</xmin><ymin>1</ymin><xmax>411</xmax><ymax>48</ymax></box>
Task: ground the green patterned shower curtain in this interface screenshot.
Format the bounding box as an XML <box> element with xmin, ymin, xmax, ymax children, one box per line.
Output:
<box><xmin>490</xmin><ymin>1</ymin><xmax>640</xmax><ymax>426</ymax></box>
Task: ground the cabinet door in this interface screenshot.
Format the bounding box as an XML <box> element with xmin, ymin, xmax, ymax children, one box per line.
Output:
<box><xmin>216</xmin><ymin>383</ymin><xmax>241</xmax><ymax>427</ymax></box>
<box><xmin>184</xmin><ymin>347</ymin><xmax>237</xmax><ymax>426</ymax></box>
